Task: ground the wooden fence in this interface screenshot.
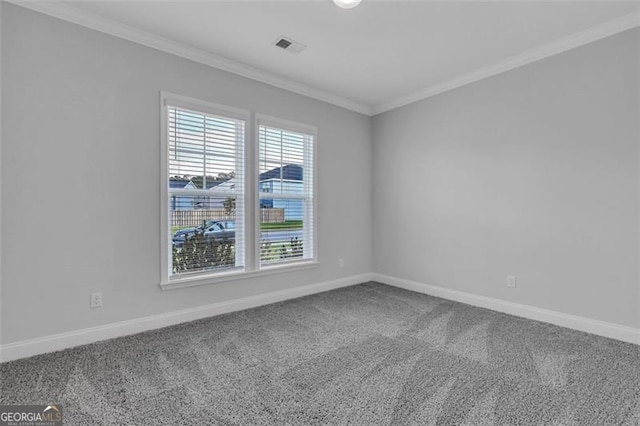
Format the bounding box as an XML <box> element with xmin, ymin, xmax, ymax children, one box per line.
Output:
<box><xmin>260</xmin><ymin>208</ymin><xmax>285</xmax><ymax>224</ymax></box>
<box><xmin>172</xmin><ymin>208</ymin><xmax>285</xmax><ymax>228</ymax></box>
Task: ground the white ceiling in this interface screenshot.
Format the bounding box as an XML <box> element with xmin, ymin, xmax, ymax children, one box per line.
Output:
<box><xmin>29</xmin><ymin>1</ymin><xmax>640</xmax><ymax>114</ymax></box>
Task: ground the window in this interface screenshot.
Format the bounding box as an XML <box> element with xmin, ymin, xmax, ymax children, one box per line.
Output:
<box><xmin>164</xmin><ymin>100</ymin><xmax>246</xmax><ymax>279</ymax></box>
<box><xmin>258</xmin><ymin>120</ymin><xmax>315</xmax><ymax>267</ymax></box>
<box><xmin>161</xmin><ymin>93</ymin><xmax>317</xmax><ymax>288</ymax></box>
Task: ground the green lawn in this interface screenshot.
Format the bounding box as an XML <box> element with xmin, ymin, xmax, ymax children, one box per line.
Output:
<box><xmin>260</xmin><ymin>220</ymin><xmax>303</xmax><ymax>231</ymax></box>
<box><xmin>172</xmin><ymin>220</ymin><xmax>303</xmax><ymax>235</ymax></box>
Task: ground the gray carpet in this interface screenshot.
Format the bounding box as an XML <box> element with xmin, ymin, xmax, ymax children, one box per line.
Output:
<box><xmin>1</xmin><ymin>282</ymin><xmax>639</xmax><ymax>425</ymax></box>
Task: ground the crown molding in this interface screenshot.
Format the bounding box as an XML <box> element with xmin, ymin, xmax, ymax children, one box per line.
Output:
<box><xmin>6</xmin><ymin>0</ymin><xmax>374</xmax><ymax>116</ymax></box>
<box><xmin>6</xmin><ymin>1</ymin><xmax>639</xmax><ymax>117</ymax></box>
<box><xmin>373</xmin><ymin>11</ymin><xmax>640</xmax><ymax>115</ymax></box>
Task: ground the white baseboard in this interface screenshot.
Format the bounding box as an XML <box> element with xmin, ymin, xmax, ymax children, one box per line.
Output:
<box><xmin>0</xmin><ymin>273</ymin><xmax>373</xmax><ymax>363</ymax></box>
<box><xmin>3</xmin><ymin>272</ymin><xmax>636</xmax><ymax>362</ymax></box>
<box><xmin>372</xmin><ymin>273</ymin><xmax>640</xmax><ymax>345</ymax></box>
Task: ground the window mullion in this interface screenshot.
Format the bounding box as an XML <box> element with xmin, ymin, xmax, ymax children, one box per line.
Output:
<box><xmin>244</xmin><ymin>111</ymin><xmax>257</xmax><ymax>272</ymax></box>
<box><xmin>202</xmin><ymin>117</ymin><xmax>207</xmax><ymax>189</ymax></box>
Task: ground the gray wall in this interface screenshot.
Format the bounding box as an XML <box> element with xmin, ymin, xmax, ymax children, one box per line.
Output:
<box><xmin>0</xmin><ymin>4</ymin><xmax>373</xmax><ymax>344</ymax></box>
<box><xmin>373</xmin><ymin>28</ymin><xmax>639</xmax><ymax>328</ymax></box>
<box><xmin>2</xmin><ymin>3</ymin><xmax>638</xmax><ymax>345</ymax></box>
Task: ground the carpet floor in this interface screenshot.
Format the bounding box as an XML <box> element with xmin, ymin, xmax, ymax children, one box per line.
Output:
<box><xmin>1</xmin><ymin>282</ymin><xmax>639</xmax><ymax>425</ymax></box>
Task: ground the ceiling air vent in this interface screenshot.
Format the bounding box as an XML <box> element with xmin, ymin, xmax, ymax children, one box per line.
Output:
<box><xmin>274</xmin><ymin>36</ymin><xmax>306</xmax><ymax>55</ymax></box>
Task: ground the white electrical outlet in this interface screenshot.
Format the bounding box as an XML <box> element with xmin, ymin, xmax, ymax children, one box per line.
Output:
<box><xmin>90</xmin><ymin>292</ymin><xmax>103</xmax><ymax>308</ymax></box>
<box><xmin>339</xmin><ymin>258</ymin><xmax>345</xmax><ymax>268</ymax></box>
<box><xmin>507</xmin><ymin>275</ymin><xmax>517</xmax><ymax>288</ymax></box>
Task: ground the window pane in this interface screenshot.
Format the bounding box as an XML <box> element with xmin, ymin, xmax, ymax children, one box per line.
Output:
<box><xmin>259</xmin><ymin>198</ymin><xmax>307</xmax><ymax>265</ymax></box>
<box><xmin>258</xmin><ymin>124</ymin><xmax>314</xmax><ymax>267</ymax></box>
<box><xmin>259</xmin><ymin>127</ymin><xmax>305</xmax><ymax>195</ymax></box>
<box><xmin>170</xmin><ymin>195</ymin><xmax>243</xmax><ymax>275</ymax></box>
<box><xmin>168</xmin><ymin>105</ymin><xmax>244</xmax><ymax>279</ymax></box>
<box><xmin>169</xmin><ymin>107</ymin><xmax>241</xmax><ymax>187</ymax></box>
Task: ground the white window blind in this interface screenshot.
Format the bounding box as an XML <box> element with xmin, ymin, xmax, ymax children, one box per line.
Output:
<box><xmin>258</xmin><ymin>123</ymin><xmax>314</xmax><ymax>267</ymax></box>
<box><xmin>161</xmin><ymin>93</ymin><xmax>317</xmax><ymax>288</ymax></box>
<box><xmin>167</xmin><ymin>105</ymin><xmax>245</xmax><ymax>278</ymax></box>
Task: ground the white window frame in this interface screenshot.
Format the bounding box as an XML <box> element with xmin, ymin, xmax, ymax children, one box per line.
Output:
<box><xmin>160</xmin><ymin>93</ymin><xmax>318</xmax><ymax>290</ymax></box>
<box><xmin>255</xmin><ymin>115</ymin><xmax>318</xmax><ymax>270</ymax></box>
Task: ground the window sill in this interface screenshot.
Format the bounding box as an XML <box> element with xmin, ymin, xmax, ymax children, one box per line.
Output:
<box><xmin>160</xmin><ymin>261</ymin><xmax>319</xmax><ymax>290</ymax></box>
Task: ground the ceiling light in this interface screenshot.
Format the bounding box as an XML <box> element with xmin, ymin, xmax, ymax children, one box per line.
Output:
<box><xmin>333</xmin><ymin>0</ymin><xmax>361</xmax><ymax>9</ymax></box>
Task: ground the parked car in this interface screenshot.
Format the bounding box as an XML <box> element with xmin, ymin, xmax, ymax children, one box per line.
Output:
<box><xmin>172</xmin><ymin>228</ymin><xmax>201</xmax><ymax>248</ymax></box>
<box><xmin>203</xmin><ymin>221</ymin><xmax>235</xmax><ymax>242</ymax></box>
<box><xmin>188</xmin><ymin>220</ymin><xmax>211</xmax><ymax>232</ymax></box>
<box><xmin>172</xmin><ymin>221</ymin><xmax>235</xmax><ymax>248</ymax></box>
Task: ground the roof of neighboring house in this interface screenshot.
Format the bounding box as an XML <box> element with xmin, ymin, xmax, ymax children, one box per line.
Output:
<box><xmin>170</xmin><ymin>166</ymin><xmax>301</xmax><ymax>190</ymax></box>
<box><xmin>209</xmin><ymin>179</ymin><xmax>236</xmax><ymax>192</ymax></box>
<box><xmin>169</xmin><ymin>179</ymin><xmax>190</xmax><ymax>189</ymax></box>
<box><xmin>259</xmin><ymin>164</ymin><xmax>302</xmax><ymax>181</ymax></box>
<box><xmin>170</xmin><ymin>178</ymin><xmax>226</xmax><ymax>190</ymax></box>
